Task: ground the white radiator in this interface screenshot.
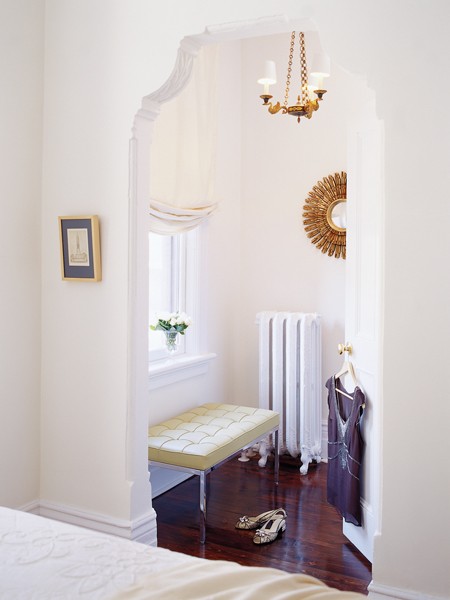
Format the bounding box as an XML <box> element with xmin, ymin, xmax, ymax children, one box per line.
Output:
<box><xmin>256</xmin><ymin>311</ymin><xmax>322</xmax><ymax>475</ymax></box>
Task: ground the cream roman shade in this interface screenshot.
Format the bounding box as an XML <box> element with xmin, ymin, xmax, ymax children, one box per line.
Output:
<box><xmin>149</xmin><ymin>45</ymin><xmax>219</xmax><ymax>234</ymax></box>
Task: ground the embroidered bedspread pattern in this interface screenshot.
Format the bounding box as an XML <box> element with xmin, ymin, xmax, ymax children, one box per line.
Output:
<box><xmin>0</xmin><ymin>507</ymin><xmax>197</xmax><ymax>599</ymax></box>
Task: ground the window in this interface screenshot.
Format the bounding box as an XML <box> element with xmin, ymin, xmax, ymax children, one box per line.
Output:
<box><xmin>148</xmin><ymin>224</ymin><xmax>216</xmax><ymax>388</ymax></box>
<box><xmin>148</xmin><ymin>229</ymin><xmax>196</xmax><ymax>362</ymax></box>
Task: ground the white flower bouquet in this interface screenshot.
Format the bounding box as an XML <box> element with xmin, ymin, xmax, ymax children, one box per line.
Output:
<box><xmin>149</xmin><ymin>311</ymin><xmax>192</xmax><ymax>335</ymax></box>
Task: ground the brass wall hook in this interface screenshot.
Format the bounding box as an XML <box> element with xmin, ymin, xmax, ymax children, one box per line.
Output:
<box><xmin>338</xmin><ymin>342</ymin><xmax>352</xmax><ymax>355</ymax></box>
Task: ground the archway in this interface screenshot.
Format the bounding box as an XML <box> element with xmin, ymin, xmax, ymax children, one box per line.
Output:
<box><xmin>129</xmin><ymin>14</ymin><xmax>383</xmax><ymax>571</ymax></box>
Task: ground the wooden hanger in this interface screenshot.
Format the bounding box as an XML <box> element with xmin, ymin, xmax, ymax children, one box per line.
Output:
<box><xmin>335</xmin><ymin>359</ymin><xmax>357</xmax><ymax>385</ymax></box>
<box><xmin>334</xmin><ymin>358</ymin><xmax>365</xmax><ymax>409</ymax></box>
<box><xmin>334</xmin><ymin>356</ymin><xmax>358</xmax><ymax>400</ymax></box>
<box><xmin>334</xmin><ymin>343</ymin><xmax>366</xmax><ymax>409</ymax></box>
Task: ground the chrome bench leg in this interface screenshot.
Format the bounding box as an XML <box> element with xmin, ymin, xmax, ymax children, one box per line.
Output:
<box><xmin>274</xmin><ymin>428</ymin><xmax>280</xmax><ymax>485</ymax></box>
<box><xmin>199</xmin><ymin>471</ymin><xmax>206</xmax><ymax>544</ymax></box>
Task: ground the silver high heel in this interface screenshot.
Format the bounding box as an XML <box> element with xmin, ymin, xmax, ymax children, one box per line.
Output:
<box><xmin>235</xmin><ymin>508</ymin><xmax>287</xmax><ymax>530</ymax></box>
<box><xmin>253</xmin><ymin>515</ymin><xmax>286</xmax><ymax>545</ymax></box>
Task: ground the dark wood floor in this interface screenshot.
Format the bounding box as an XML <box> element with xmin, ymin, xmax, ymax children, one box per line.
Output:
<box><xmin>153</xmin><ymin>454</ymin><xmax>372</xmax><ymax>595</ymax></box>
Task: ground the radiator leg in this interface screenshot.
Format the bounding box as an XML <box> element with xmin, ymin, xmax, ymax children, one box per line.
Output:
<box><xmin>300</xmin><ymin>456</ymin><xmax>310</xmax><ymax>475</ymax></box>
<box><xmin>274</xmin><ymin>428</ymin><xmax>280</xmax><ymax>485</ymax></box>
<box><xmin>258</xmin><ymin>438</ymin><xmax>269</xmax><ymax>467</ymax></box>
<box><xmin>300</xmin><ymin>445</ymin><xmax>315</xmax><ymax>475</ymax></box>
<box><xmin>237</xmin><ymin>450</ymin><xmax>250</xmax><ymax>462</ymax></box>
<box><xmin>199</xmin><ymin>471</ymin><xmax>207</xmax><ymax>544</ymax></box>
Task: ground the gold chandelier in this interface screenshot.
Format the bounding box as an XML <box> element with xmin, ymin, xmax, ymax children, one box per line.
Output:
<box><xmin>258</xmin><ymin>32</ymin><xmax>330</xmax><ymax>123</ymax></box>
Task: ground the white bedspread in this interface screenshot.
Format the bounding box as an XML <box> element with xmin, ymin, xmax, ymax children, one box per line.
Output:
<box><xmin>0</xmin><ymin>507</ymin><xmax>196</xmax><ymax>599</ymax></box>
<box><xmin>0</xmin><ymin>507</ymin><xmax>365</xmax><ymax>599</ymax></box>
<box><xmin>115</xmin><ymin>561</ymin><xmax>366</xmax><ymax>600</ymax></box>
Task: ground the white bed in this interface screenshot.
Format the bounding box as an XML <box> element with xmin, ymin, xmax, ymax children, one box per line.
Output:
<box><xmin>0</xmin><ymin>507</ymin><xmax>365</xmax><ymax>599</ymax></box>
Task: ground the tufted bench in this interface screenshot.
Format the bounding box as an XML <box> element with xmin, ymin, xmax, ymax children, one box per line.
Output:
<box><xmin>148</xmin><ymin>403</ymin><xmax>280</xmax><ymax>543</ymax></box>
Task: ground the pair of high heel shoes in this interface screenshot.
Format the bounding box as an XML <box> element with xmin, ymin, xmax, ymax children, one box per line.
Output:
<box><xmin>235</xmin><ymin>507</ymin><xmax>287</xmax><ymax>545</ymax></box>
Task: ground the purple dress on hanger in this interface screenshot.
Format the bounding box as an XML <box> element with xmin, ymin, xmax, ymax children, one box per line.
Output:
<box><xmin>325</xmin><ymin>376</ymin><xmax>366</xmax><ymax>526</ymax></box>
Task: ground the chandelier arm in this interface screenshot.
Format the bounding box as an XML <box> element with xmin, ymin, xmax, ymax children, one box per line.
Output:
<box><xmin>267</xmin><ymin>101</ymin><xmax>283</xmax><ymax>115</ymax></box>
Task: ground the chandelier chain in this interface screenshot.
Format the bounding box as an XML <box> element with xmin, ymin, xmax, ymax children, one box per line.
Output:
<box><xmin>284</xmin><ymin>31</ymin><xmax>295</xmax><ymax>107</ymax></box>
<box><xmin>299</xmin><ymin>32</ymin><xmax>309</xmax><ymax>104</ymax></box>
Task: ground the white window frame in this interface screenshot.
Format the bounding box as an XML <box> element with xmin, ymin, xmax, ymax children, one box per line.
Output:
<box><xmin>148</xmin><ymin>223</ymin><xmax>215</xmax><ymax>389</ymax></box>
<box><xmin>148</xmin><ymin>233</ymin><xmax>188</xmax><ymax>363</ymax></box>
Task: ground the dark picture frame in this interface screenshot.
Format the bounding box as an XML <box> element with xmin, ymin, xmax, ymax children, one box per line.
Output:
<box><xmin>59</xmin><ymin>215</ymin><xmax>102</xmax><ymax>281</ymax></box>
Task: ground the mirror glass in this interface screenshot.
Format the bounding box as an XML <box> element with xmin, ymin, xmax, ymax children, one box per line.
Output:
<box><xmin>329</xmin><ymin>200</ymin><xmax>347</xmax><ymax>231</ymax></box>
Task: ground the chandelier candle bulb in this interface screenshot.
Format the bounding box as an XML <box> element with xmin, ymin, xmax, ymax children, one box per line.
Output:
<box><xmin>310</xmin><ymin>52</ymin><xmax>331</xmax><ymax>77</ymax></box>
<box><xmin>258</xmin><ymin>60</ymin><xmax>277</xmax><ymax>96</ymax></box>
<box><xmin>310</xmin><ymin>52</ymin><xmax>331</xmax><ymax>92</ymax></box>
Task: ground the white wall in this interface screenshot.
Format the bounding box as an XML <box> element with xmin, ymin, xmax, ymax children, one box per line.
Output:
<box><xmin>313</xmin><ymin>3</ymin><xmax>450</xmax><ymax>598</ymax></box>
<box><xmin>0</xmin><ymin>0</ymin><xmax>44</xmax><ymax>508</ymax></box>
<box><xmin>3</xmin><ymin>0</ymin><xmax>449</xmax><ymax>598</ymax></box>
<box><xmin>39</xmin><ymin>0</ymin><xmax>163</xmax><ymax>525</ymax></box>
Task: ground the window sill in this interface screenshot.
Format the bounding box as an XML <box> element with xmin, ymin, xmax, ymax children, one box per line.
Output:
<box><xmin>148</xmin><ymin>353</ymin><xmax>217</xmax><ymax>390</ymax></box>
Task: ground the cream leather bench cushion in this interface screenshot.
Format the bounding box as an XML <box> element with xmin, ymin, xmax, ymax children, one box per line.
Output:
<box><xmin>148</xmin><ymin>403</ymin><xmax>279</xmax><ymax>471</ymax></box>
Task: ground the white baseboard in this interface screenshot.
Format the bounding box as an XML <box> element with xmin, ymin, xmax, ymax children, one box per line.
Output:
<box><xmin>38</xmin><ymin>500</ymin><xmax>157</xmax><ymax>545</ymax></box>
<box><xmin>18</xmin><ymin>499</ymin><xmax>40</xmax><ymax>514</ymax></box>
<box><xmin>368</xmin><ymin>581</ymin><xmax>442</xmax><ymax>600</ymax></box>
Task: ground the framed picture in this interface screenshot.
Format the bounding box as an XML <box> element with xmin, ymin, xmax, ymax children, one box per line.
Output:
<box><xmin>59</xmin><ymin>215</ymin><xmax>102</xmax><ymax>281</ymax></box>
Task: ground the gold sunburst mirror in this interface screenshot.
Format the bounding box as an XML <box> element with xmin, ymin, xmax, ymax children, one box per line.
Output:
<box><xmin>302</xmin><ymin>171</ymin><xmax>347</xmax><ymax>259</ymax></box>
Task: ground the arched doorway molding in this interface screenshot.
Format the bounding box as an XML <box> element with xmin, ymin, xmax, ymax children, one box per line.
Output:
<box><xmin>128</xmin><ymin>14</ymin><xmax>383</xmax><ymax>568</ymax></box>
<box><xmin>140</xmin><ymin>15</ymin><xmax>321</xmax><ymax>115</ymax></box>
